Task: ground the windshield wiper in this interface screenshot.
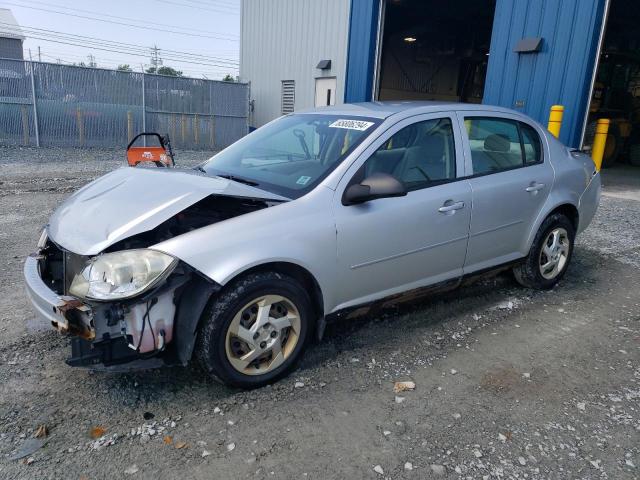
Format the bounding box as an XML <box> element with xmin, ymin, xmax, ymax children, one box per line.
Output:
<box><xmin>194</xmin><ymin>165</ymin><xmax>207</xmax><ymax>173</ymax></box>
<box><xmin>216</xmin><ymin>174</ymin><xmax>259</xmax><ymax>187</ymax></box>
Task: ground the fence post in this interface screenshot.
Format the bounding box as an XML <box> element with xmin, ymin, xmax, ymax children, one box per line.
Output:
<box><xmin>170</xmin><ymin>115</ymin><xmax>176</xmax><ymax>143</ymax></box>
<box><xmin>76</xmin><ymin>108</ymin><xmax>84</xmax><ymax>147</ymax></box>
<box><xmin>20</xmin><ymin>105</ymin><xmax>29</xmax><ymax>145</ymax></box>
<box><xmin>194</xmin><ymin>114</ymin><xmax>199</xmax><ymax>145</ymax></box>
<box><xmin>127</xmin><ymin>110</ymin><xmax>133</xmax><ymax>142</ymax></box>
<box><xmin>181</xmin><ymin>114</ymin><xmax>186</xmax><ymax>144</ymax></box>
<box><xmin>28</xmin><ymin>61</ymin><xmax>41</xmax><ymax>147</ymax></box>
<box><xmin>210</xmin><ymin>116</ymin><xmax>215</xmax><ymax>149</ymax></box>
<box><xmin>141</xmin><ymin>72</ymin><xmax>147</xmax><ymax>147</ymax></box>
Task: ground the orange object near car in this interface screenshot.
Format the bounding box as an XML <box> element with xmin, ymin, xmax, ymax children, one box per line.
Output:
<box><xmin>126</xmin><ymin>133</ymin><xmax>175</xmax><ymax>168</ymax></box>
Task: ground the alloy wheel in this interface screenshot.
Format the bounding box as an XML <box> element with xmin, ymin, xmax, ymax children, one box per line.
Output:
<box><xmin>225</xmin><ymin>295</ymin><xmax>301</xmax><ymax>375</ymax></box>
<box><xmin>538</xmin><ymin>227</ymin><xmax>570</xmax><ymax>280</ymax></box>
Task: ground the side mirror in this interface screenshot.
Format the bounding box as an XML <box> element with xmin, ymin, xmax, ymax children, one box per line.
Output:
<box><xmin>342</xmin><ymin>172</ymin><xmax>407</xmax><ymax>205</ymax></box>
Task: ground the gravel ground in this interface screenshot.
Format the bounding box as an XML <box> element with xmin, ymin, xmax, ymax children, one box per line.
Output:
<box><xmin>0</xmin><ymin>147</ymin><xmax>639</xmax><ymax>479</ymax></box>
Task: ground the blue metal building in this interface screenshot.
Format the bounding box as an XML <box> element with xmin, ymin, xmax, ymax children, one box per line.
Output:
<box><xmin>344</xmin><ymin>0</ymin><xmax>609</xmax><ymax>148</ymax></box>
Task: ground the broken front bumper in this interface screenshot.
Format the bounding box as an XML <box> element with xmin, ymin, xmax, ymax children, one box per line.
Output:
<box><xmin>25</xmin><ymin>250</ymin><xmax>221</xmax><ymax>370</ymax></box>
<box><xmin>23</xmin><ymin>254</ymin><xmax>93</xmax><ymax>338</ymax></box>
<box><xmin>24</xmin><ymin>252</ymin><xmax>162</xmax><ymax>368</ymax></box>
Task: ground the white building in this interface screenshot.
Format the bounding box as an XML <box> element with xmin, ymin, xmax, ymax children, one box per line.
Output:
<box><xmin>240</xmin><ymin>0</ymin><xmax>350</xmax><ymax>127</ymax></box>
<box><xmin>0</xmin><ymin>8</ymin><xmax>25</xmax><ymax>60</ymax></box>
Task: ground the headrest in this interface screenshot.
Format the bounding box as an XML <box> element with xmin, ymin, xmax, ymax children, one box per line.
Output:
<box><xmin>484</xmin><ymin>134</ymin><xmax>511</xmax><ymax>152</ymax></box>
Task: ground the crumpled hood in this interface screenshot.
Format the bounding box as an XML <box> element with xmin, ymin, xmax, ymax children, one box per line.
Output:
<box><xmin>48</xmin><ymin>167</ymin><xmax>288</xmax><ymax>256</ymax></box>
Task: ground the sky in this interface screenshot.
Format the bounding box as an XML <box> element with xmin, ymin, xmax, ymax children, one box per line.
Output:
<box><xmin>1</xmin><ymin>0</ymin><xmax>239</xmax><ymax>80</ymax></box>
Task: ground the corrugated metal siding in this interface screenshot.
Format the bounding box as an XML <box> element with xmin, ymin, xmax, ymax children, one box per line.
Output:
<box><xmin>344</xmin><ymin>0</ymin><xmax>381</xmax><ymax>103</ymax></box>
<box><xmin>483</xmin><ymin>0</ymin><xmax>606</xmax><ymax>147</ymax></box>
<box><xmin>240</xmin><ymin>0</ymin><xmax>351</xmax><ymax>127</ymax></box>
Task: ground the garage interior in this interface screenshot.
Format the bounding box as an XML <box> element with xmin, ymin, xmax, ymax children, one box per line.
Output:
<box><xmin>375</xmin><ymin>0</ymin><xmax>496</xmax><ymax>103</ymax></box>
<box><xmin>584</xmin><ymin>0</ymin><xmax>640</xmax><ymax>172</ymax></box>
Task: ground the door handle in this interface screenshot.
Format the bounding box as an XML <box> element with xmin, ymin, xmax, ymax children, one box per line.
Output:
<box><xmin>438</xmin><ymin>201</ymin><xmax>465</xmax><ymax>213</ymax></box>
<box><xmin>525</xmin><ymin>183</ymin><xmax>545</xmax><ymax>192</ymax></box>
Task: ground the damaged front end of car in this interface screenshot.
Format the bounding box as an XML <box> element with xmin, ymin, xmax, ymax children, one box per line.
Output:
<box><xmin>26</xmin><ymin>232</ymin><xmax>220</xmax><ymax>371</ymax></box>
<box><xmin>24</xmin><ymin>168</ymin><xmax>284</xmax><ymax>371</ymax></box>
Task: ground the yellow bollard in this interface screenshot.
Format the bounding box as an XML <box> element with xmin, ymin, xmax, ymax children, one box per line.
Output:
<box><xmin>547</xmin><ymin>105</ymin><xmax>564</xmax><ymax>138</ymax></box>
<box><xmin>591</xmin><ymin>118</ymin><xmax>610</xmax><ymax>172</ymax></box>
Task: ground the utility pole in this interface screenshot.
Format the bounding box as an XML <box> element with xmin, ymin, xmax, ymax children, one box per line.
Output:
<box><xmin>28</xmin><ymin>48</ymin><xmax>32</xmax><ymax>61</ymax></box>
<box><xmin>150</xmin><ymin>45</ymin><xmax>162</xmax><ymax>70</ymax></box>
<box><xmin>38</xmin><ymin>46</ymin><xmax>41</xmax><ymax>62</ymax></box>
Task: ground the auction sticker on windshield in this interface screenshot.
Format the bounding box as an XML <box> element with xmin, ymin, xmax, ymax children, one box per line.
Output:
<box><xmin>329</xmin><ymin>119</ymin><xmax>375</xmax><ymax>131</ymax></box>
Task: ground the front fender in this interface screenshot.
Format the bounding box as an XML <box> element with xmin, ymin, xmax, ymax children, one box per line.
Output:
<box><xmin>152</xmin><ymin>186</ymin><xmax>338</xmax><ymax>313</ymax></box>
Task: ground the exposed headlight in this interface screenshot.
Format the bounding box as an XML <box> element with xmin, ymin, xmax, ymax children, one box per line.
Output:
<box><xmin>69</xmin><ymin>249</ymin><xmax>177</xmax><ymax>301</ymax></box>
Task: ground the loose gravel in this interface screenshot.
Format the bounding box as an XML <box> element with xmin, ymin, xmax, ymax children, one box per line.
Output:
<box><xmin>0</xmin><ymin>147</ymin><xmax>639</xmax><ymax>479</ymax></box>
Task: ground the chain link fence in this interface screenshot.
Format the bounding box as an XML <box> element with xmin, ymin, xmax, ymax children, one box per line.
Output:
<box><xmin>0</xmin><ymin>58</ymin><xmax>249</xmax><ymax>150</ymax></box>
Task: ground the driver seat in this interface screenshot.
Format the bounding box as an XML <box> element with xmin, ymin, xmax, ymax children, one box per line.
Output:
<box><xmin>395</xmin><ymin>134</ymin><xmax>447</xmax><ymax>184</ymax></box>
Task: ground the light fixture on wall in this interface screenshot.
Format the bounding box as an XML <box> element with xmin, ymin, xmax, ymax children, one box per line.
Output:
<box><xmin>403</xmin><ymin>36</ymin><xmax>417</xmax><ymax>43</ymax></box>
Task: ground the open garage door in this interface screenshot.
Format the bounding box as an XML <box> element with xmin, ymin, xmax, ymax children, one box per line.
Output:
<box><xmin>375</xmin><ymin>0</ymin><xmax>496</xmax><ymax>103</ymax></box>
<box><xmin>583</xmin><ymin>0</ymin><xmax>640</xmax><ymax>172</ymax></box>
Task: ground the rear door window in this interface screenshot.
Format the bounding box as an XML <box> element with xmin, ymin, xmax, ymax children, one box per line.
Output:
<box><xmin>465</xmin><ymin>117</ymin><xmax>543</xmax><ymax>175</ymax></box>
<box><xmin>466</xmin><ymin>118</ymin><xmax>523</xmax><ymax>175</ymax></box>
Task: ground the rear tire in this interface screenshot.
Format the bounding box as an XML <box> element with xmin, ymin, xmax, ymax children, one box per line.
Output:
<box><xmin>513</xmin><ymin>213</ymin><xmax>575</xmax><ymax>290</ymax></box>
<box><xmin>195</xmin><ymin>272</ymin><xmax>314</xmax><ymax>389</ymax></box>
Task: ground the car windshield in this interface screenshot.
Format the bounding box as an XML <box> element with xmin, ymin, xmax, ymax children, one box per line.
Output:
<box><xmin>199</xmin><ymin>114</ymin><xmax>381</xmax><ymax>198</ymax></box>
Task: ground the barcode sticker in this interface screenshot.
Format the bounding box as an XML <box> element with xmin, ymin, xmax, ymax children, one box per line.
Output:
<box><xmin>329</xmin><ymin>119</ymin><xmax>375</xmax><ymax>131</ymax></box>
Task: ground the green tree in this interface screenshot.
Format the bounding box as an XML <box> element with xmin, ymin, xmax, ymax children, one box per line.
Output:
<box><xmin>222</xmin><ymin>74</ymin><xmax>236</xmax><ymax>82</ymax></box>
<box><xmin>146</xmin><ymin>65</ymin><xmax>183</xmax><ymax>77</ymax></box>
<box><xmin>117</xmin><ymin>64</ymin><xmax>133</xmax><ymax>72</ymax></box>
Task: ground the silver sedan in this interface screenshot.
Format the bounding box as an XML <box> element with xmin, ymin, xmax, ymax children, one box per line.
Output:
<box><xmin>24</xmin><ymin>102</ymin><xmax>601</xmax><ymax>388</ymax></box>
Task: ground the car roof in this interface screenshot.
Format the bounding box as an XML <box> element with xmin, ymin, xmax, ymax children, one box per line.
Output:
<box><xmin>295</xmin><ymin>101</ymin><xmax>522</xmax><ymax>120</ymax></box>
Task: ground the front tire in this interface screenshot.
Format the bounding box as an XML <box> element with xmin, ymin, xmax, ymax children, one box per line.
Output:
<box><xmin>513</xmin><ymin>213</ymin><xmax>575</xmax><ymax>290</ymax></box>
<box><xmin>196</xmin><ymin>272</ymin><xmax>314</xmax><ymax>389</ymax></box>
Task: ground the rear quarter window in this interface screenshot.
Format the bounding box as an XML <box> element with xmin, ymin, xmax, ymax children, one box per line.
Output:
<box><xmin>520</xmin><ymin>123</ymin><xmax>543</xmax><ymax>164</ymax></box>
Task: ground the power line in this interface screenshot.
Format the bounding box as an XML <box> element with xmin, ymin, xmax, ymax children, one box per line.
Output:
<box><xmin>175</xmin><ymin>0</ymin><xmax>240</xmax><ymax>9</ymax></box>
<box><xmin>1</xmin><ymin>1</ymin><xmax>239</xmax><ymax>41</ymax></box>
<box><xmin>16</xmin><ymin>32</ymin><xmax>240</xmax><ymax>69</ymax></box>
<box><xmin>7</xmin><ymin>0</ymin><xmax>238</xmax><ymax>37</ymax></box>
<box><xmin>33</xmin><ymin>47</ymin><xmax>237</xmax><ymax>74</ymax></box>
<box><xmin>0</xmin><ymin>22</ymin><xmax>239</xmax><ymax>66</ymax></box>
<box><xmin>30</xmin><ymin>49</ymin><xmax>238</xmax><ymax>78</ymax></box>
<box><xmin>155</xmin><ymin>0</ymin><xmax>239</xmax><ymax>14</ymax></box>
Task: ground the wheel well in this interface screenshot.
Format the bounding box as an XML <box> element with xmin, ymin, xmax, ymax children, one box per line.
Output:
<box><xmin>229</xmin><ymin>262</ymin><xmax>324</xmax><ymax>318</ymax></box>
<box><xmin>549</xmin><ymin>204</ymin><xmax>579</xmax><ymax>231</ymax></box>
